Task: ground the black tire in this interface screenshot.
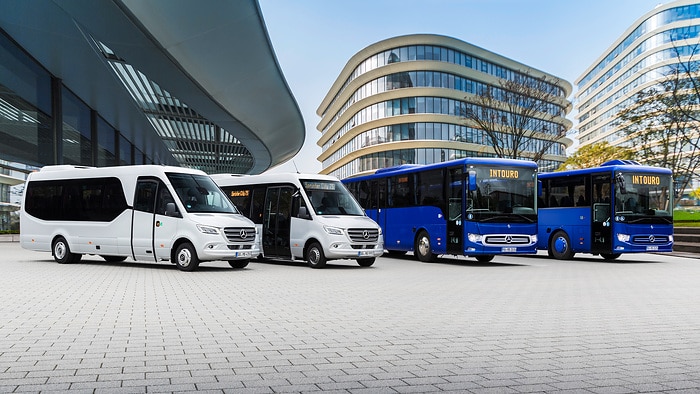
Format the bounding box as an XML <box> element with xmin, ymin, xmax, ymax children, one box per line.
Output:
<box><xmin>102</xmin><ymin>255</ymin><xmax>127</xmax><ymax>262</ymax></box>
<box><xmin>174</xmin><ymin>242</ymin><xmax>200</xmax><ymax>271</ymax></box>
<box><xmin>53</xmin><ymin>236</ymin><xmax>81</xmax><ymax>264</ymax></box>
<box><xmin>601</xmin><ymin>253</ymin><xmax>621</xmax><ymax>261</ymax></box>
<box><xmin>305</xmin><ymin>242</ymin><xmax>327</xmax><ymax>268</ymax></box>
<box><xmin>414</xmin><ymin>230</ymin><xmax>437</xmax><ymax>262</ymax></box>
<box><xmin>549</xmin><ymin>231</ymin><xmax>574</xmax><ymax>260</ymax></box>
<box><xmin>357</xmin><ymin>257</ymin><xmax>375</xmax><ymax>267</ymax></box>
<box><xmin>228</xmin><ymin>259</ymin><xmax>250</xmax><ymax>269</ymax></box>
<box><xmin>475</xmin><ymin>255</ymin><xmax>495</xmax><ymax>263</ymax></box>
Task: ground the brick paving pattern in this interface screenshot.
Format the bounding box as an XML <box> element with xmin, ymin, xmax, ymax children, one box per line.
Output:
<box><xmin>1</xmin><ymin>243</ymin><xmax>700</xmax><ymax>393</ymax></box>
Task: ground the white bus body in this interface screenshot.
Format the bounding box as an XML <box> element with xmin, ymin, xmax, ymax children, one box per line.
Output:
<box><xmin>211</xmin><ymin>172</ymin><xmax>384</xmax><ymax>268</ymax></box>
<box><xmin>20</xmin><ymin>165</ymin><xmax>259</xmax><ymax>271</ymax></box>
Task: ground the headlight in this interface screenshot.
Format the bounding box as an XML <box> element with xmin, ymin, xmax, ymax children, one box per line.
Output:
<box><xmin>467</xmin><ymin>233</ymin><xmax>482</xmax><ymax>243</ymax></box>
<box><xmin>324</xmin><ymin>226</ymin><xmax>344</xmax><ymax>235</ymax></box>
<box><xmin>197</xmin><ymin>224</ymin><xmax>220</xmax><ymax>235</ymax></box>
<box><xmin>617</xmin><ymin>233</ymin><xmax>630</xmax><ymax>242</ymax></box>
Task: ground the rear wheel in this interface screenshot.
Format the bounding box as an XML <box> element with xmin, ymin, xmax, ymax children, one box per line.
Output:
<box><xmin>475</xmin><ymin>255</ymin><xmax>494</xmax><ymax>263</ymax></box>
<box><xmin>549</xmin><ymin>231</ymin><xmax>574</xmax><ymax>260</ymax></box>
<box><xmin>414</xmin><ymin>231</ymin><xmax>437</xmax><ymax>262</ymax></box>
<box><xmin>228</xmin><ymin>259</ymin><xmax>250</xmax><ymax>269</ymax></box>
<box><xmin>53</xmin><ymin>236</ymin><xmax>81</xmax><ymax>264</ymax></box>
<box><xmin>174</xmin><ymin>242</ymin><xmax>200</xmax><ymax>271</ymax></box>
<box><xmin>601</xmin><ymin>253</ymin><xmax>621</xmax><ymax>261</ymax></box>
<box><xmin>306</xmin><ymin>242</ymin><xmax>327</xmax><ymax>269</ymax></box>
<box><xmin>357</xmin><ymin>257</ymin><xmax>375</xmax><ymax>267</ymax></box>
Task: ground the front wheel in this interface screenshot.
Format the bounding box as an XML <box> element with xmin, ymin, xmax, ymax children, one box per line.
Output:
<box><xmin>306</xmin><ymin>242</ymin><xmax>327</xmax><ymax>269</ymax></box>
<box><xmin>357</xmin><ymin>257</ymin><xmax>375</xmax><ymax>267</ymax></box>
<box><xmin>174</xmin><ymin>243</ymin><xmax>200</xmax><ymax>271</ymax></box>
<box><xmin>549</xmin><ymin>231</ymin><xmax>574</xmax><ymax>260</ymax></box>
<box><xmin>53</xmin><ymin>236</ymin><xmax>81</xmax><ymax>264</ymax></box>
<box><xmin>475</xmin><ymin>255</ymin><xmax>494</xmax><ymax>263</ymax></box>
<box><xmin>228</xmin><ymin>259</ymin><xmax>250</xmax><ymax>269</ymax></box>
<box><xmin>601</xmin><ymin>253</ymin><xmax>621</xmax><ymax>261</ymax></box>
<box><xmin>414</xmin><ymin>231</ymin><xmax>437</xmax><ymax>262</ymax></box>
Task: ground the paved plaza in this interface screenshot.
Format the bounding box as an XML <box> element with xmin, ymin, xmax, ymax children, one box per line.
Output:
<box><xmin>1</xmin><ymin>243</ymin><xmax>700</xmax><ymax>393</ymax></box>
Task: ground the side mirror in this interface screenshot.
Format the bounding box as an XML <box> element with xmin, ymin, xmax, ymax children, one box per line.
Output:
<box><xmin>165</xmin><ymin>202</ymin><xmax>180</xmax><ymax>217</ymax></box>
<box><xmin>468</xmin><ymin>171</ymin><xmax>477</xmax><ymax>191</ymax></box>
<box><xmin>616</xmin><ymin>173</ymin><xmax>627</xmax><ymax>194</ymax></box>
<box><xmin>298</xmin><ymin>206</ymin><xmax>311</xmax><ymax>220</ymax></box>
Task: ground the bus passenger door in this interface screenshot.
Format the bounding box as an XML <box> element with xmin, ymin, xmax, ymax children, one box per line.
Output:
<box><xmin>447</xmin><ymin>168</ymin><xmax>464</xmax><ymax>255</ymax></box>
<box><xmin>262</xmin><ymin>186</ymin><xmax>293</xmax><ymax>259</ymax></box>
<box><xmin>591</xmin><ymin>174</ymin><xmax>612</xmax><ymax>254</ymax></box>
<box><xmin>132</xmin><ymin>179</ymin><xmax>158</xmax><ymax>261</ymax></box>
<box><xmin>153</xmin><ymin>183</ymin><xmax>180</xmax><ymax>261</ymax></box>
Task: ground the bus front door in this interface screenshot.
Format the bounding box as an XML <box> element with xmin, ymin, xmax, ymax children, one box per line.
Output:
<box><xmin>591</xmin><ymin>174</ymin><xmax>613</xmax><ymax>254</ymax></box>
<box><xmin>132</xmin><ymin>179</ymin><xmax>158</xmax><ymax>261</ymax></box>
<box><xmin>262</xmin><ymin>186</ymin><xmax>293</xmax><ymax>259</ymax></box>
<box><xmin>446</xmin><ymin>168</ymin><xmax>464</xmax><ymax>255</ymax></box>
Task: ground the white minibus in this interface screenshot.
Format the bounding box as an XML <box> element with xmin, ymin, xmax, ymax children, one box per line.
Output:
<box><xmin>20</xmin><ymin>165</ymin><xmax>259</xmax><ymax>271</ymax></box>
<box><xmin>211</xmin><ymin>173</ymin><xmax>384</xmax><ymax>268</ymax></box>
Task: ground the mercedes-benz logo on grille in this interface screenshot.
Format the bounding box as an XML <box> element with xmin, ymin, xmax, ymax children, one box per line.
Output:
<box><xmin>240</xmin><ymin>229</ymin><xmax>247</xmax><ymax>239</ymax></box>
<box><xmin>505</xmin><ymin>235</ymin><xmax>512</xmax><ymax>244</ymax></box>
<box><xmin>649</xmin><ymin>235</ymin><xmax>655</xmax><ymax>243</ymax></box>
<box><xmin>362</xmin><ymin>230</ymin><xmax>370</xmax><ymax>240</ymax></box>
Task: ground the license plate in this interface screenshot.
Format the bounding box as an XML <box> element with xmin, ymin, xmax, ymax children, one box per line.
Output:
<box><xmin>358</xmin><ymin>251</ymin><xmax>372</xmax><ymax>256</ymax></box>
<box><xmin>236</xmin><ymin>251</ymin><xmax>251</xmax><ymax>257</ymax></box>
<box><xmin>501</xmin><ymin>247</ymin><xmax>516</xmax><ymax>252</ymax></box>
<box><xmin>646</xmin><ymin>246</ymin><xmax>658</xmax><ymax>251</ymax></box>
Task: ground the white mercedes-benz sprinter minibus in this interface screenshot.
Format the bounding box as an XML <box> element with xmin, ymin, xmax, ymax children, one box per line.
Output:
<box><xmin>212</xmin><ymin>173</ymin><xmax>384</xmax><ymax>268</ymax></box>
<box><xmin>21</xmin><ymin>165</ymin><xmax>259</xmax><ymax>271</ymax></box>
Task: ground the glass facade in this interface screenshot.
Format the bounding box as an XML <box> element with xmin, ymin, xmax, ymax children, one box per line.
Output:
<box><xmin>318</xmin><ymin>36</ymin><xmax>572</xmax><ymax>179</ymax></box>
<box><xmin>575</xmin><ymin>3</ymin><xmax>700</xmax><ymax>147</ymax></box>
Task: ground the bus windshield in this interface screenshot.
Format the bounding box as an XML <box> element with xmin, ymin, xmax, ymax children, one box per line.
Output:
<box><xmin>467</xmin><ymin>166</ymin><xmax>537</xmax><ymax>223</ymax></box>
<box><xmin>615</xmin><ymin>172</ymin><xmax>672</xmax><ymax>223</ymax></box>
<box><xmin>167</xmin><ymin>173</ymin><xmax>239</xmax><ymax>214</ymax></box>
<box><xmin>302</xmin><ymin>179</ymin><xmax>365</xmax><ymax>216</ymax></box>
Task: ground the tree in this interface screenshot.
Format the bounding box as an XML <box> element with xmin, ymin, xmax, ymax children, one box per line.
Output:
<box><xmin>556</xmin><ymin>142</ymin><xmax>634</xmax><ymax>171</ymax></box>
<box><xmin>461</xmin><ymin>71</ymin><xmax>568</xmax><ymax>162</ymax></box>
<box><xmin>617</xmin><ymin>44</ymin><xmax>700</xmax><ymax>199</ymax></box>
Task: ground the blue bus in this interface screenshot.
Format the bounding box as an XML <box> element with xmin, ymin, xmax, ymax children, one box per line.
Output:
<box><xmin>537</xmin><ymin>160</ymin><xmax>674</xmax><ymax>260</ymax></box>
<box><xmin>343</xmin><ymin>158</ymin><xmax>539</xmax><ymax>262</ymax></box>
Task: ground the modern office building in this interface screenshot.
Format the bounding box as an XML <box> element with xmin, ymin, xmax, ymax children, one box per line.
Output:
<box><xmin>316</xmin><ymin>34</ymin><xmax>573</xmax><ymax>179</ymax></box>
<box><xmin>575</xmin><ymin>1</ymin><xmax>700</xmax><ymax>149</ymax></box>
<box><xmin>0</xmin><ymin>0</ymin><xmax>305</xmax><ymax>230</ymax></box>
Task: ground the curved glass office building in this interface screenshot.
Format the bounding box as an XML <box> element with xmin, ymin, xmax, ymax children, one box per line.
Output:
<box><xmin>575</xmin><ymin>0</ymin><xmax>700</xmax><ymax>148</ymax></box>
<box><xmin>317</xmin><ymin>34</ymin><xmax>573</xmax><ymax>179</ymax></box>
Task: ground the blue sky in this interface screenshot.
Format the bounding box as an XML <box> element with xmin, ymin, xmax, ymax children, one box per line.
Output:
<box><xmin>258</xmin><ymin>0</ymin><xmax>669</xmax><ymax>173</ymax></box>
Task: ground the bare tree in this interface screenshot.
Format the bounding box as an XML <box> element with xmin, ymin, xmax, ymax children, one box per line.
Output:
<box><xmin>461</xmin><ymin>72</ymin><xmax>568</xmax><ymax>162</ymax></box>
<box><xmin>618</xmin><ymin>40</ymin><xmax>700</xmax><ymax>199</ymax></box>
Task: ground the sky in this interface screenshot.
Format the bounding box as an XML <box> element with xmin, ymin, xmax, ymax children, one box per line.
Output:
<box><xmin>257</xmin><ymin>0</ymin><xmax>670</xmax><ymax>174</ymax></box>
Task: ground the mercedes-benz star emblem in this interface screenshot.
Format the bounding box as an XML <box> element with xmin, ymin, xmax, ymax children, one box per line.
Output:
<box><xmin>505</xmin><ymin>235</ymin><xmax>512</xmax><ymax>243</ymax></box>
<box><xmin>362</xmin><ymin>230</ymin><xmax>370</xmax><ymax>240</ymax></box>
<box><xmin>649</xmin><ymin>235</ymin><xmax>655</xmax><ymax>243</ymax></box>
<box><xmin>240</xmin><ymin>229</ymin><xmax>247</xmax><ymax>239</ymax></box>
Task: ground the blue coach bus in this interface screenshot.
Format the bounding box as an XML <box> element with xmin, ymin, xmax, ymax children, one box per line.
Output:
<box><xmin>343</xmin><ymin>158</ymin><xmax>539</xmax><ymax>262</ymax></box>
<box><xmin>538</xmin><ymin>160</ymin><xmax>674</xmax><ymax>260</ymax></box>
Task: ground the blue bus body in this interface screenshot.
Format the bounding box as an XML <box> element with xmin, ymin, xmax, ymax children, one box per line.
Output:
<box><xmin>537</xmin><ymin>160</ymin><xmax>673</xmax><ymax>260</ymax></box>
<box><xmin>343</xmin><ymin>158</ymin><xmax>538</xmax><ymax>262</ymax></box>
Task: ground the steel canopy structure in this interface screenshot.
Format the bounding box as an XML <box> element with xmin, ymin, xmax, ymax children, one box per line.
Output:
<box><xmin>0</xmin><ymin>0</ymin><xmax>305</xmax><ymax>174</ymax></box>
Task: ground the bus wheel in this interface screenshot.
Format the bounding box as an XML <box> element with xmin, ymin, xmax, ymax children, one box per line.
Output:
<box><xmin>228</xmin><ymin>259</ymin><xmax>249</xmax><ymax>269</ymax></box>
<box><xmin>550</xmin><ymin>231</ymin><xmax>574</xmax><ymax>260</ymax></box>
<box><xmin>174</xmin><ymin>242</ymin><xmax>200</xmax><ymax>271</ymax></box>
<box><xmin>306</xmin><ymin>242</ymin><xmax>327</xmax><ymax>268</ymax></box>
<box><xmin>414</xmin><ymin>231</ymin><xmax>437</xmax><ymax>262</ymax></box>
<box><xmin>53</xmin><ymin>236</ymin><xmax>81</xmax><ymax>264</ymax></box>
<box><xmin>475</xmin><ymin>255</ymin><xmax>494</xmax><ymax>263</ymax></box>
<box><xmin>357</xmin><ymin>257</ymin><xmax>375</xmax><ymax>267</ymax></box>
<box><xmin>102</xmin><ymin>255</ymin><xmax>127</xmax><ymax>262</ymax></box>
<box><xmin>601</xmin><ymin>253</ymin><xmax>621</xmax><ymax>261</ymax></box>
